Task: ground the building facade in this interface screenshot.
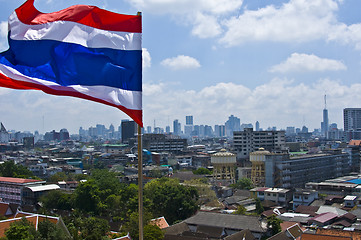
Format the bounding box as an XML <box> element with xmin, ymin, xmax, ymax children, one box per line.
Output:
<box><xmin>233</xmin><ymin>128</ymin><xmax>286</xmax><ymax>159</ymax></box>
<box><xmin>211</xmin><ymin>149</ymin><xmax>236</xmax><ymax>184</ymax></box>
<box><xmin>344</xmin><ymin>108</ymin><xmax>361</xmax><ymax>141</ymax></box>
<box><xmin>250</xmin><ymin>149</ymin><xmax>351</xmax><ymax>189</ymax></box>
<box><xmin>0</xmin><ymin>177</ymin><xmax>45</xmax><ymax>205</ymax></box>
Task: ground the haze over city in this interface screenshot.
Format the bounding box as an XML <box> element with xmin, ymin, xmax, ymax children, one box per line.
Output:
<box><xmin>1</xmin><ymin>0</ymin><xmax>361</xmax><ymax>133</ymax></box>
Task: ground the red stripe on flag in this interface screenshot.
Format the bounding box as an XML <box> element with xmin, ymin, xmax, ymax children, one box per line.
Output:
<box><xmin>0</xmin><ymin>73</ymin><xmax>143</xmax><ymax>127</ymax></box>
<box><xmin>16</xmin><ymin>0</ymin><xmax>142</xmax><ymax>33</ymax></box>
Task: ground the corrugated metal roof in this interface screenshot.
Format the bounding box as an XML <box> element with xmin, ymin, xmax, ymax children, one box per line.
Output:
<box><xmin>27</xmin><ymin>184</ymin><xmax>60</xmax><ymax>192</ymax></box>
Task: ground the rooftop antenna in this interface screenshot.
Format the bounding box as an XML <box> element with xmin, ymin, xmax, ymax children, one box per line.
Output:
<box><xmin>324</xmin><ymin>94</ymin><xmax>327</xmax><ymax>109</ymax></box>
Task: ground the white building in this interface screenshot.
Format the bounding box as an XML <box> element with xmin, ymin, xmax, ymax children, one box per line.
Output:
<box><xmin>233</xmin><ymin>128</ymin><xmax>286</xmax><ymax>159</ymax></box>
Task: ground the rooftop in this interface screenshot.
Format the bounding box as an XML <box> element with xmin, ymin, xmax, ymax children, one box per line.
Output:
<box><xmin>0</xmin><ymin>177</ymin><xmax>43</xmax><ymax>184</ymax></box>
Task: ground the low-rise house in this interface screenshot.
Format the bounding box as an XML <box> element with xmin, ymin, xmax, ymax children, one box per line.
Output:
<box><xmin>183</xmin><ymin>211</ymin><xmax>266</xmax><ymax>239</ymax></box>
<box><xmin>308</xmin><ymin>212</ymin><xmax>338</xmax><ymax>227</ymax></box>
<box><xmin>344</xmin><ymin>195</ymin><xmax>357</xmax><ymax>208</ymax></box>
<box><xmin>293</xmin><ymin>189</ymin><xmax>318</xmax><ymax>210</ymax></box>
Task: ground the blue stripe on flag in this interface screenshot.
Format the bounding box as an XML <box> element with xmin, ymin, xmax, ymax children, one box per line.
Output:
<box><xmin>0</xmin><ymin>37</ymin><xmax>142</xmax><ymax>91</ymax></box>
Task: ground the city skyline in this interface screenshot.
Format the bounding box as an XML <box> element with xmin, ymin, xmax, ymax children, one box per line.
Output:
<box><xmin>0</xmin><ymin>0</ymin><xmax>361</xmax><ymax>133</ymax></box>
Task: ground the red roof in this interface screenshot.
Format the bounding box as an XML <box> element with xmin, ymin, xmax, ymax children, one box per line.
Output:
<box><xmin>349</xmin><ymin>140</ymin><xmax>361</xmax><ymax>146</ymax></box>
<box><xmin>0</xmin><ymin>177</ymin><xmax>42</xmax><ymax>184</ymax></box>
<box><xmin>309</xmin><ymin>212</ymin><xmax>338</xmax><ymax>223</ymax></box>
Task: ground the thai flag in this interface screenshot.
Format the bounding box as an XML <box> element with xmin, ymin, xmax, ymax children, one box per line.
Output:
<box><xmin>0</xmin><ymin>0</ymin><xmax>142</xmax><ymax>126</ymax></box>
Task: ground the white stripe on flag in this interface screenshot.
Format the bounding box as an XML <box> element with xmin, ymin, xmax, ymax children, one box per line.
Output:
<box><xmin>0</xmin><ymin>64</ymin><xmax>142</xmax><ymax>110</ymax></box>
<box><xmin>9</xmin><ymin>12</ymin><xmax>142</xmax><ymax>50</ymax></box>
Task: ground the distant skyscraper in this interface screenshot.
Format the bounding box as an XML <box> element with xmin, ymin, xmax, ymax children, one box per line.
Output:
<box><xmin>344</xmin><ymin>108</ymin><xmax>361</xmax><ymax>141</ymax></box>
<box><xmin>121</xmin><ymin>120</ymin><xmax>137</xmax><ymax>143</ymax></box>
<box><xmin>173</xmin><ymin>119</ymin><xmax>181</xmax><ymax>135</ymax></box>
<box><xmin>166</xmin><ymin>126</ymin><xmax>170</xmax><ymax>133</ymax></box>
<box><xmin>225</xmin><ymin>115</ymin><xmax>241</xmax><ymax>137</ymax></box>
<box><xmin>186</xmin><ymin>116</ymin><xmax>193</xmax><ymax>125</ymax></box>
<box><xmin>255</xmin><ymin>121</ymin><xmax>260</xmax><ymax>131</ymax></box>
<box><xmin>185</xmin><ymin>116</ymin><xmax>194</xmax><ymax>136</ymax></box>
<box><xmin>214</xmin><ymin>125</ymin><xmax>225</xmax><ymax>137</ymax></box>
<box><xmin>321</xmin><ymin>95</ymin><xmax>329</xmax><ymax>138</ymax></box>
<box><xmin>146</xmin><ymin>126</ymin><xmax>152</xmax><ymax>133</ymax></box>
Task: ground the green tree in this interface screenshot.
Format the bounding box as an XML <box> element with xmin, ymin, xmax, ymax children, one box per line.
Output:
<box><xmin>267</xmin><ymin>215</ymin><xmax>282</xmax><ymax>236</ymax></box>
<box><xmin>79</xmin><ymin>217</ymin><xmax>110</xmax><ymax>240</ymax></box>
<box><xmin>143</xmin><ymin>224</ymin><xmax>164</xmax><ymax>240</ymax></box>
<box><xmin>73</xmin><ymin>180</ymin><xmax>101</xmax><ymax>214</ymax></box>
<box><xmin>122</xmin><ymin>212</ymin><xmax>163</xmax><ymax>240</ymax></box>
<box><xmin>192</xmin><ymin>168</ymin><xmax>212</xmax><ymax>175</ymax></box>
<box><xmin>255</xmin><ymin>198</ymin><xmax>264</xmax><ymax>215</ymax></box>
<box><xmin>66</xmin><ymin>216</ymin><xmax>110</xmax><ymax>240</ymax></box>
<box><xmin>40</xmin><ymin>190</ymin><xmax>73</xmax><ymax>211</ymax></box>
<box><xmin>230</xmin><ymin>178</ymin><xmax>253</xmax><ymax>190</ymax></box>
<box><xmin>144</xmin><ymin>178</ymin><xmax>199</xmax><ymax>224</ymax></box>
<box><xmin>5</xmin><ymin>217</ymin><xmax>39</xmax><ymax>240</ymax></box>
<box><xmin>183</xmin><ymin>178</ymin><xmax>217</xmax><ymax>205</ymax></box>
<box><xmin>37</xmin><ymin>219</ymin><xmax>70</xmax><ymax>240</ymax></box>
<box><xmin>234</xmin><ymin>205</ymin><xmax>246</xmax><ymax>215</ymax></box>
<box><xmin>0</xmin><ymin>161</ymin><xmax>34</xmax><ymax>179</ymax></box>
<box><xmin>48</xmin><ymin>172</ymin><xmax>68</xmax><ymax>183</ymax></box>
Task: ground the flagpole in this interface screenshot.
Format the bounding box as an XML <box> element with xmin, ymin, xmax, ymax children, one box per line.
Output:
<box><xmin>137</xmin><ymin>124</ymin><xmax>143</xmax><ymax>240</ymax></box>
<box><xmin>136</xmin><ymin>11</ymin><xmax>143</xmax><ymax>240</ymax></box>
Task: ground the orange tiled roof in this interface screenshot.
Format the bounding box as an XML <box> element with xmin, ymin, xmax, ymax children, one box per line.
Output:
<box><xmin>0</xmin><ymin>214</ymin><xmax>60</xmax><ymax>238</ymax></box>
<box><xmin>301</xmin><ymin>232</ymin><xmax>351</xmax><ymax>240</ymax></box>
<box><xmin>316</xmin><ymin>228</ymin><xmax>361</xmax><ymax>240</ymax></box>
<box><xmin>0</xmin><ymin>177</ymin><xmax>42</xmax><ymax>184</ymax></box>
<box><xmin>150</xmin><ymin>216</ymin><xmax>169</xmax><ymax>229</ymax></box>
<box><xmin>349</xmin><ymin>140</ymin><xmax>361</xmax><ymax>146</ymax></box>
<box><xmin>0</xmin><ymin>203</ymin><xmax>9</xmax><ymax>216</ymax></box>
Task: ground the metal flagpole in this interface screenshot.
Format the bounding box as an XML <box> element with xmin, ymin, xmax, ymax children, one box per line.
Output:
<box><xmin>136</xmin><ymin>11</ymin><xmax>143</xmax><ymax>240</ymax></box>
<box><xmin>137</xmin><ymin>124</ymin><xmax>143</xmax><ymax>240</ymax></box>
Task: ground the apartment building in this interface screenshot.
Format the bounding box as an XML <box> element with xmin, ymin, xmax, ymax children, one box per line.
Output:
<box><xmin>233</xmin><ymin>128</ymin><xmax>286</xmax><ymax>159</ymax></box>
<box><xmin>0</xmin><ymin>177</ymin><xmax>45</xmax><ymax>205</ymax></box>
<box><xmin>250</xmin><ymin>149</ymin><xmax>351</xmax><ymax>189</ymax></box>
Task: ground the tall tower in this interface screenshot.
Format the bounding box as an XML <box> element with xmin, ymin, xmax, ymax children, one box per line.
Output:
<box><xmin>322</xmin><ymin>95</ymin><xmax>329</xmax><ymax>138</ymax></box>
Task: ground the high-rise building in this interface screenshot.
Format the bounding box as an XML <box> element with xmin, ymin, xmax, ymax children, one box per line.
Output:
<box><xmin>225</xmin><ymin>115</ymin><xmax>241</xmax><ymax>137</ymax></box>
<box><xmin>344</xmin><ymin>108</ymin><xmax>361</xmax><ymax>141</ymax></box>
<box><xmin>173</xmin><ymin>119</ymin><xmax>181</xmax><ymax>135</ymax></box>
<box><xmin>214</xmin><ymin>125</ymin><xmax>225</xmax><ymax>137</ymax></box>
<box><xmin>0</xmin><ymin>123</ymin><xmax>9</xmax><ymax>143</ymax></box>
<box><xmin>146</xmin><ymin>126</ymin><xmax>152</xmax><ymax>134</ymax></box>
<box><xmin>121</xmin><ymin>120</ymin><xmax>137</xmax><ymax>143</ymax></box>
<box><xmin>186</xmin><ymin>116</ymin><xmax>193</xmax><ymax>125</ymax></box>
<box><xmin>185</xmin><ymin>116</ymin><xmax>194</xmax><ymax>136</ymax></box>
<box><xmin>255</xmin><ymin>121</ymin><xmax>260</xmax><ymax>131</ymax></box>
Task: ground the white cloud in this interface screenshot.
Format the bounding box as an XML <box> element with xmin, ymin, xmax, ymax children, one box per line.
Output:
<box><xmin>127</xmin><ymin>0</ymin><xmax>243</xmax><ymax>15</ymax></box>
<box><xmin>220</xmin><ymin>0</ymin><xmax>340</xmax><ymax>46</ymax></box>
<box><xmin>191</xmin><ymin>13</ymin><xmax>222</xmax><ymax>38</ymax></box>
<box><xmin>161</xmin><ymin>55</ymin><xmax>201</xmax><ymax>70</ymax></box>
<box><xmin>142</xmin><ymin>48</ymin><xmax>151</xmax><ymax>68</ymax></box>
<box><xmin>0</xmin><ymin>21</ymin><xmax>8</xmax><ymax>51</ymax></box>
<box><xmin>142</xmin><ymin>78</ymin><xmax>358</xmax><ymax>130</ymax></box>
<box><xmin>127</xmin><ymin>0</ymin><xmax>243</xmax><ymax>38</ymax></box>
<box><xmin>269</xmin><ymin>53</ymin><xmax>347</xmax><ymax>73</ymax></box>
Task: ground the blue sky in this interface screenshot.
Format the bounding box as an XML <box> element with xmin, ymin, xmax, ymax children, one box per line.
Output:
<box><xmin>0</xmin><ymin>0</ymin><xmax>361</xmax><ymax>134</ymax></box>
